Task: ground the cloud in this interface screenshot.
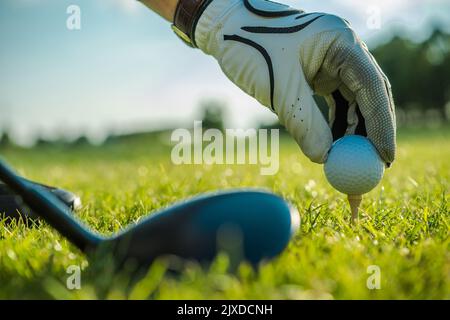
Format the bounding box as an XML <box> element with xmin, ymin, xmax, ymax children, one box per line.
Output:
<box><xmin>110</xmin><ymin>0</ymin><xmax>140</xmax><ymax>13</ymax></box>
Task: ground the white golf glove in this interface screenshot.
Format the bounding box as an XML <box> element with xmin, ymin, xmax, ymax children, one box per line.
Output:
<box><xmin>183</xmin><ymin>0</ymin><xmax>397</xmax><ymax>164</ymax></box>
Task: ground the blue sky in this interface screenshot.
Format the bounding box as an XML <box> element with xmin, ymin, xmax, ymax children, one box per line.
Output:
<box><xmin>1</xmin><ymin>0</ymin><xmax>449</xmax><ymax>144</ymax></box>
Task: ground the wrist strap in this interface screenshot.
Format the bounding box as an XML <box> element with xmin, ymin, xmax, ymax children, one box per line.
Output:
<box><xmin>172</xmin><ymin>0</ymin><xmax>213</xmax><ymax>47</ymax></box>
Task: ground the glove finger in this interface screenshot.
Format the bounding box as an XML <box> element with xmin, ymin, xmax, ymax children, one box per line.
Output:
<box><xmin>283</xmin><ymin>90</ymin><xmax>333</xmax><ymax>164</ymax></box>
<box><xmin>303</xmin><ymin>92</ymin><xmax>334</xmax><ymax>163</ymax></box>
<box><xmin>336</xmin><ymin>30</ymin><xmax>396</xmax><ymax>164</ymax></box>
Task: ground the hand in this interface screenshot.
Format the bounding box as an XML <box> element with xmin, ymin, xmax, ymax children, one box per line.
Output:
<box><xmin>192</xmin><ymin>0</ymin><xmax>396</xmax><ymax>164</ymax></box>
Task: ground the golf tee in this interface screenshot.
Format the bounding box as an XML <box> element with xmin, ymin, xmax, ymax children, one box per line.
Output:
<box><xmin>347</xmin><ymin>194</ymin><xmax>362</xmax><ymax>222</ymax></box>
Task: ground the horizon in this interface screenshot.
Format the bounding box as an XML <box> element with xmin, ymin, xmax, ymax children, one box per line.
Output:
<box><xmin>1</xmin><ymin>0</ymin><xmax>450</xmax><ymax>146</ymax></box>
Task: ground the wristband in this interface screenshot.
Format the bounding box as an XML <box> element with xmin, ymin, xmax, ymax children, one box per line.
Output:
<box><xmin>172</xmin><ymin>0</ymin><xmax>214</xmax><ymax>47</ymax></box>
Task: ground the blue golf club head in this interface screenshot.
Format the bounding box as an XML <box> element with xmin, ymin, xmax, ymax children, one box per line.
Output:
<box><xmin>110</xmin><ymin>190</ymin><xmax>300</xmax><ymax>267</ymax></box>
<box><xmin>0</xmin><ymin>159</ymin><xmax>300</xmax><ymax>269</ymax></box>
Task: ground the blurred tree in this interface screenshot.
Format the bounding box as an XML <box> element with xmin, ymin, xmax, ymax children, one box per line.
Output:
<box><xmin>71</xmin><ymin>136</ymin><xmax>91</xmax><ymax>147</ymax></box>
<box><xmin>0</xmin><ymin>131</ymin><xmax>12</xmax><ymax>148</ymax></box>
<box><xmin>200</xmin><ymin>99</ymin><xmax>226</xmax><ymax>131</ymax></box>
<box><xmin>372</xmin><ymin>28</ymin><xmax>450</xmax><ymax>122</ymax></box>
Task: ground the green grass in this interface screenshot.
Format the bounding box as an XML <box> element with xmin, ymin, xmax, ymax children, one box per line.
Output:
<box><xmin>0</xmin><ymin>127</ymin><xmax>449</xmax><ymax>299</ymax></box>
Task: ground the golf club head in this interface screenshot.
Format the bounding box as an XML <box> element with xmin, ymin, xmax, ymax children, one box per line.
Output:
<box><xmin>108</xmin><ymin>190</ymin><xmax>300</xmax><ymax>268</ymax></box>
<box><xmin>0</xmin><ymin>159</ymin><xmax>300</xmax><ymax>270</ymax></box>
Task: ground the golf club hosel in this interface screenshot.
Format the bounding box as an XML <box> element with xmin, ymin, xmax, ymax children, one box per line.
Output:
<box><xmin>23</xmin><ymin>188</ymin><xmax>103</xmax><ymax>251</ymax></box>
<box><xmin>0</xmin><ymin>160</ymin><xmax>102</xmax><ymax>252</ymax></box>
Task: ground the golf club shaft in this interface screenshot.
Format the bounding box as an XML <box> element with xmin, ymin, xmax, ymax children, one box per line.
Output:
<box><xmin>0</xmin><ymin>159</ymin><xmax>103</xmax><ymax>252</ymax></box>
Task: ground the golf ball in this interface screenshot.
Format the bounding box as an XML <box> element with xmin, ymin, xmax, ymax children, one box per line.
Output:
<box><xmin>324</xmin><ymin>135</ymin><xmax>385</xmax><ymax>195</ymax></box>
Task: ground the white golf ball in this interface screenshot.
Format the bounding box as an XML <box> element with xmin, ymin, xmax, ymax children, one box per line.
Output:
<box><xmin>324</xmin><ymin>135</ymin><xmax>385</xmax><ymax>195</ymax></box>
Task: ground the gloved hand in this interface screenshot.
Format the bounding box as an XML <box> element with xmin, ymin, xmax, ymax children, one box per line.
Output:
<box><xmin>191</xmin><ymin>0</ymin><xmax>396</xmax><ymax>164</ymax></box>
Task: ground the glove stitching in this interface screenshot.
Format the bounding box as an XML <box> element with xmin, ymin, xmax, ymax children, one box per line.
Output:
<box><xmin>243</xmin><ymin>0</ymin><xmax>301</xmax><ymax>18</ymax></box>
<box><xmin>295</xmin><ymin>12</ymin><xmax>319</xmax><ymax>20</ymax></box>
<box><xmin>223</xmin><ymin>34</ymin><xmax>275</xmax><ymax>111</ymax></box>
<box><xmin>241</xmin><ymin>14</ymin><xmax>325</xmax><ymax>34</ymax></box>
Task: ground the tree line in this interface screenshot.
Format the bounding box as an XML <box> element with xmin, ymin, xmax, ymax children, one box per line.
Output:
<box><xmin>372</xmin><ymin>28</ymin><xmax>450</xmax><ymax>123</ymax></box>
